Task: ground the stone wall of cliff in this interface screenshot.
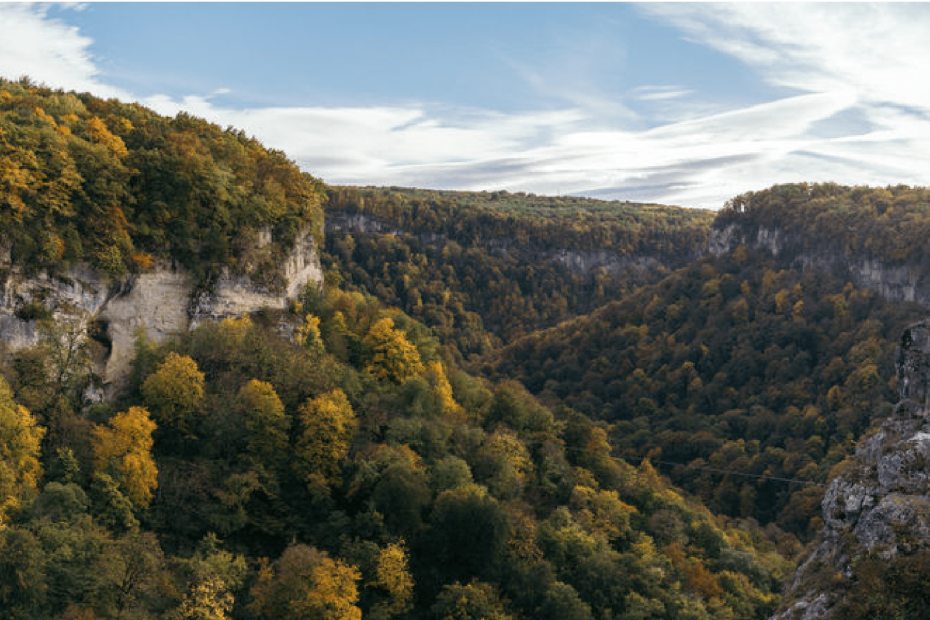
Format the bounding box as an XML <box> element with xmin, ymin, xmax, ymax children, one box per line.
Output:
<box><xmin>0</xmin><ymin>227</ymin><xmax>322</xmax><ymax>393</ymax></box>
<box><xmin>710</xmin><ymin>221</ymin><xmax>930</xmax><ymax>307</ymax></box>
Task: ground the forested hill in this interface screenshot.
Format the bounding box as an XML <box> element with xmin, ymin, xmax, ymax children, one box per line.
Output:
<box><xmin>323</xmin><ymin>185</ymin><xmax>714</xmax><ymax>358</ymax></box>
<box><xmin>0</xmin><ymin>83</ymin><xmax>787</xmax><ymax>620</ymax></box>
<box><xmin>711</xmin><ymin>183</ymin><xmax>930</xmax><ymax>308</ymax></box>
<box><xmin>483</xmin><ymin>248</ymin><xmax>927</xmax><ymax>539</ymax></box>
<box><xmin>0</xmin><ymin>77</ymin><xmax>325</xmax><ymax>280</ymax></box>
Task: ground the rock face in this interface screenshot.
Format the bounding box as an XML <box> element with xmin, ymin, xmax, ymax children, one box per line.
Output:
<box><xmin>710</xmin><ymin>222</ymin><xmax>927</xmax><ymax>307</ymax></box>
<box><xmin>772</xmin><ymin>320</ymin><xmax>930</xmax><ymax>619</ymax></box>
<box><xmin>326</xmin><ymin>210</ymin><xmax>662</xmax><ymax>277</ymax></box>
<box><xmin>0</xmin><ymin>227</ymin><xmax>322</xmax><ymax>392</ymax></box>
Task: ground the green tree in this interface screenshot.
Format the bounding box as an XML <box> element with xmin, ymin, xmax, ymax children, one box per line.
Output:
<box><xmin>236</xmin><ymin>379</ymin><xmax>288</xmax><ymax>465</ymax></box>
<box><xmin>431</xmin><ymin>581</ymin><xmax>514</xmax><ymax>620</ymax></box>
<box><xmin>141</xmin><ymin>352</ymin><xmax>205</xmax><ymax>436</ymax></box>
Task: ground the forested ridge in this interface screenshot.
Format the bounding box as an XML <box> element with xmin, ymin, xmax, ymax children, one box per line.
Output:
<box><xmin>0</xmin><ymin>77</ymin><xmax>325</xmax><ymax>283</ymax></box>
<box><xmin>323</xmin><ymin>186</ymin><xmax>713</xmax><ymax>358</ymax></box>
<box><xmin>716</xmin><ymin>182</ymin><xmax>930</xmax><ymax>263</ymax></box>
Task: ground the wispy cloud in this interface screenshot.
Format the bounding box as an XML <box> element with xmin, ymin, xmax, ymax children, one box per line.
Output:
<box><xmin>632</xmin><ymin>86</ymin><xmax>693</xmax><ymax>102</ymax></box>
<box><xmin>5</xmin><ymin>3</ymin><xmax>930</xmax><ymax>209</ymax></box>
<box><xmin>0</xmin><ymin>4</ymin><xmax>127</xmax><ymax>100</ymax></box>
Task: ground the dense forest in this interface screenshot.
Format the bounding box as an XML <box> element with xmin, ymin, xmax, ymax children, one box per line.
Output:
<box><xmin>483</xmin><ymin>251</ymin><xmax>926</xmax><ymax>538</ymax></box>
<box><xmin>0</xmin><ymin>281</ymin><xmax>790</xmax><ymax>619</ymax></box>
<box><xmin>323</xmin><ymin>186</ymin><xmax>713</xmax><ymax>357</ymax></box>
<box><xmin>0</xmin><ymin>77</ymin><xmax>324</xmax><ymax>284</ymax></box>
<box><xmin>6</xmin><ymin>79</ymin><xmax>930</xmax><ymax>618</ymax></box>
<box><xmin>716</xmin><ymin>182</ymin><xmax>930</xmax><ymax>264</ymax></box>
<box><xmin>0</xmin><ymin>82</ymin><xmax>789</xmax><ymax>619</ymax></box>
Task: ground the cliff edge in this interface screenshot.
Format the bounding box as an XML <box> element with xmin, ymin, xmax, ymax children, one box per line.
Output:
<box><xmin>773</xmin><ymin>319</ymin><xmax>930</xmax><ymax>618</ymax></box>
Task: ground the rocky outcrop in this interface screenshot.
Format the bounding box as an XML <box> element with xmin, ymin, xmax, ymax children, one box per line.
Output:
<box><xmin>772</xmin><ymin>320</ymin><xmax>930</xmax><ymax>619</ymax></box>
<box><xmin>0</xmin><ymin>227</ymin><xmax>322</xmax><ymax>392</ymax></box>
<box><xmin>710</xmin><ymin>222</ymin><xmax>928</xmax><ymax>307</ymax></box>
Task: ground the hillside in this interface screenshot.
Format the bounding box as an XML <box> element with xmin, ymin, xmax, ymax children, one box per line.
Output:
<box><xmin>5</xmin><ymin>80</ymin><xmax>930</xmax><ymax>619</ymax></box>
<box><xmin>0</xmin><ymin>77</ymin><xmax>326</xmax><ymax>392</ymax></box>
<box><xmin>773</xmin><ymin>320</ymin><xmax>930</xmax><ymax>618</ymax></box>
<box><xmin>711</xmin><ymin>183</ymin><xmax>930</xmax><ymax>308</ymax></box>
<box><xmin>323</xmin><ymin>185</ymin><xmax>714</xmax><ymax>358</ymax></box>
<box><xmin>0</xmin><ymin>84</ymin><xmax>787</xmax><ymax>620</ymax></box>
<box><xmin>0</xmin><ymin>76</ymin><xmax>325</xmax><ymax>280</ymax></box>
<box><xmin>482</xmin><ymin>250</ymin><xmax>926</xmax><ymax>539</ymax></box>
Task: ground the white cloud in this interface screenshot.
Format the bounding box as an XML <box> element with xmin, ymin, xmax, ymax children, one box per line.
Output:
<box><xmin>633</xmin><ymin>86</ymin><xmax>694</xmax><ymax>102</ymax></box>
<box><xmin>0</xmin><ymin>4</ymin><xmax>127</xmax><ymax>99</ymax></box>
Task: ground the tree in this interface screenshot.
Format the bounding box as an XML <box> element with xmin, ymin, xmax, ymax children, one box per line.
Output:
<box><xmin>429</xmin><ymin>484</ymin><xmax>510</xmax><ymax>582</ymax></box>
<box><xmin>91</xmin><ymin>406</ymin><xmax>158</xmax><ymax>508</ymax></box>
<box><xmin>249</xmin><ymin>544</ymin><xmax>362</xmax><ymax>620</ymax></box>
<box><xmin>141</xmin><ymin>352</ymin><xmax>204</xmax><ymax>436</ymax></box>
<box><xmin>236</xmin><ymin>379</ymin><xmax>288</xmax><ymax>465</ymax></box>
<box><xmin>173</xmin><ymin>534</ymin><xmax>247</xmax><ymax>620</ymax></box>
<box><xmin>296</xmin><ymin>314</ymin><xmax>326</xmax><ymax>354</ymax></box>
<box><xmin>363</xmin><ymin>317</ymin><xmax>424</xmax><ymax>383</ymax></box>
<box><xmin>0</xmin><ymin>376</ymin><xmax>45</xmax><ymax>525</ymax></box>
<box><xmin>294</xmin><ymin>389</ymin><xmax>356</xmax><ymax>484</ymax></box>
<box><xmin>173</xmin><ymin>574</ymin><xmax>233</xmax><ymax>620</ymax></box>
<box><xmin>368</xmin><ymin>542</ymin><xmax>414</xmax><ymax>619</ymax></box>
<box><xmin>431</xmin><ymin>581</ymin><xmax>514</xmax><ymax>620</ymax></box>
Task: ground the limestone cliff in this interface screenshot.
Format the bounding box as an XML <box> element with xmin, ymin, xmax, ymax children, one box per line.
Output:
<box><xmin>710</xmin><ymin>221</ymin><xmax>929</xmax><ymax>307</ymax></box>
<box><xmin>326</xmin><ymin>209</ymin><xmax>661</xmax><ymax>277</ymax></box>
<box><xmin>0</xmin><ymin>227</ymin><xmax>322</xmax><ymax>392</ymax></box>
<box><xmin>772</xmin><ymin>320</ymin><xmax>930</xmax><ymax>619</ymax></box>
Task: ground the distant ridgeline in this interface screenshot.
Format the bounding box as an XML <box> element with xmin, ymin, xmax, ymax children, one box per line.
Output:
<box><xmin>0</xmin><ymin>76</ymin><xmax>325</xmax><ymax>282</ymax></box>
<box><xmin>711</xmin><ymin>183</ymin><xmax>930</xmax><ymax>308</ymax></box>
<box><xmin>323</xmin><ymin>185</ymin><xmax>714</xmax><ymax>357</ymax></box>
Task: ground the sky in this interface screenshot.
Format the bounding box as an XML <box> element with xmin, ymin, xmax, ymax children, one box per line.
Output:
<box><xmin>2</xmin><ymin>2</ymin><xmax>930</xmax><ymax>209</ymax></box>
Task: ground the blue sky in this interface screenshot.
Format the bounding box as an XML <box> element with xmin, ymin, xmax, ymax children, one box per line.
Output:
<box><xmin>3</xmin><ymin>3</ymin><xmax>930</xmax><ymax>209</ymax></box>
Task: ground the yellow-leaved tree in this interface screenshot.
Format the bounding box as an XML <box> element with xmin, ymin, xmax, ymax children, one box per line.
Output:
<box><xmin>369</xmin><ymin>542</ymin><xmax>414</xmax><ymax>620</ymax></box>
<box><xmin>91</xmin><ymin>406</ymin><xmax>158</xmax><ymax>508</ymax></box>
<box><xmin>363</xmin><ymin>317</ymin><xmax>424</xmax><ymax>383</ymax></box>
<box><xmin>423</xmin><ymin>361</ymin><xmax>464</xmax><ymax>417</ymax></box>
<box><xmin>0</xmin><ymin>376</ymin><xmax>44</xmax><ymax>525</ymax></box>
<box><xmin>173</xmin><ymin>574</ymin><xmax>234</xmax><ymax>620</ymax></box>
<box><xmin>249</xmin><ymin>544</ymin><xmax>362</xmax><ymax>620</ymax></box>
<box><xmin>142</xmin><ymin>352</ymin><xmax>205</xmax><ymax>436</ymax></box>
<box><xmin>293</xmin><ymin>389</ymin><xmax>356</xmax><ymax>484</ymax></box>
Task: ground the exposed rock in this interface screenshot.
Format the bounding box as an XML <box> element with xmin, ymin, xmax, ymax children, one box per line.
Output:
<box><xmin>772</xmin><ymin>320</ymin><xmax>930</xmax><ymax>619</ymax></box>
<box><xmin>710</xmin><ymin>222</ymin><xmax>926</xmax><ymax>307</ymax></box>
<box><xmin>0</xmin><ymin>228</ymin><xmax>322</xmax><ymax>394</ymax></box>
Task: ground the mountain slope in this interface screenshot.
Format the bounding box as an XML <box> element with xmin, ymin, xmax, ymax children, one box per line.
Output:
<box><xmin>481</xmin><ymin>250</ymin><xmax>926</xmax><ymax>539</ymax></box>
<box><xmin>711</xmin><ymin>183</ymin><xmax>930</xmax><ymax>308</ymax></box>
<box><xmin>774</xmin><ymin>320</ymin><xmax>930</xmax><ymax>618</ymax></box>
<box><xmin>322</xmin><ymin>185</ymin><xmax>714</xmax><ymax>358</ymax></box>
<box><xmin>0</xmin><ymin>83</ymin><xmax>787</xmax><ymax>620</ymax></box>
